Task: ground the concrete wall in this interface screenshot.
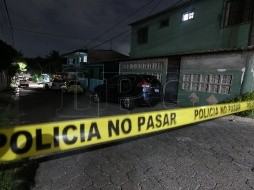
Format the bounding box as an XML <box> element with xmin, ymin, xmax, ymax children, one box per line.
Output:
<box><xmin>177</xmin><ymin>52</ymin><xmax>247</xmax><ymax>106</ymax></box>
<box><xmin>130</xmin><ymin>0</ymin><xmax>251</xmax><ymax>58</ymax></box>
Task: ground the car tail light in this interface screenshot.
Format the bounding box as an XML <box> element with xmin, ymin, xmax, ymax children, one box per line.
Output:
<box><xmin>137</xmin><ymin>82</ymin><xmax>151</xmax><ymax>88</ymax></box>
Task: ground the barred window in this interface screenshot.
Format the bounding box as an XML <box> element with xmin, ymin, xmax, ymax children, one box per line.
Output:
<box><xmin>182</xmin><ymin>74</ymin><xmax>232</xmax><ymax>94</ymax></box>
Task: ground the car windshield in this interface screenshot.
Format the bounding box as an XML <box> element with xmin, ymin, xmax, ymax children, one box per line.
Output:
<box><xmin>139</xmin><ymin>75</ymin><xmax>160</xmax><ymax>85</ymax></box>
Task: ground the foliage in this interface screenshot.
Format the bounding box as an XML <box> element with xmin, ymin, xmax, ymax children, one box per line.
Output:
<box><xmin>0</xmin><ymin>39</ymin><xmax>18</xmax><ymax>71</ymax></box>
<box><xmin>0</xmin><ymin>100</ymin><xmax>22</xmax><ymax>190</ymax></box>
<box><xmin>31</xmin><ymin>73</ymin><xmax>47</xmax><ymax>83</ymax></box>
<box><xmin>46</xmin><ymin>50</ymin><xmax>60</xmax><ymax>61</ymax></box>
<box><xmin>0</xmin><ymin>94</ymin><xmax>37</xmax><ymax>190</ymax></box>
<box><xmin>0</xmin><ymin>166</ymin><xmax>23</xmax><ymax>190</ymax></box>
<box><xmin>230</xmin><ymin>91</ymin><xmax>254</xmax><ymax>117</ymax></box>
<box><xmin>46</xmin><ymin>50</ymin><xmax>63</xmax><ymax>73</ymax></box>
<box><xmin>0</xmin><ymin>109</ymin><xmax>14</xmax><ymax>128</ymax></box>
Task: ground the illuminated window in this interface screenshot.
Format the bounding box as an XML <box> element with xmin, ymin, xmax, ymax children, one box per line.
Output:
<box><xmin>182</xmin><ymin>11</ymin><xmax>194</xmax><ymax>21</ymax></box>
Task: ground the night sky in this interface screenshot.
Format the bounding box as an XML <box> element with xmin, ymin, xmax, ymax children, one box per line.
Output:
<box><xmin>1</xmin><ymin>0</ymin><xmax>179</xmax><ymax>58</ymax></box>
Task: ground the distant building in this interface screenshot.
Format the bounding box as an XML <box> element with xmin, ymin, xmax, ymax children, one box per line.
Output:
<box><xmin>120</xmin><ymin>0</ymin><xmax>254</xmax><ymax>105</ymax></box>
<box><xmin>62</xmin><ymin>49</ymin><xmax>128</xmax><ymax>91</ymax></box>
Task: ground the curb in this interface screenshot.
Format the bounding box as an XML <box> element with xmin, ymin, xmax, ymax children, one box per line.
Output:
<box><xmin>219</xmin><ymin>115</ymin><xmax>254</xmax><ymax>124</ymax></box>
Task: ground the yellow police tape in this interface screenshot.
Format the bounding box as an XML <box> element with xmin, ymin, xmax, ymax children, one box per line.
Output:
<box><xmin>1</xmin><ymin>101</ymin><xmax>254</xmax><ymax>162</ymax></box>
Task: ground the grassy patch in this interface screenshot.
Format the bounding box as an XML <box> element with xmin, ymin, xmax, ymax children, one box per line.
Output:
<box><xmin>230</xmin><ymin>91</ymin><xmax>254</xmax><ymax>117</ymax></box>
<box><xmin>0</xmin><ymin>164</ymin><xmax>24</xmax><ymax>190</ymax></box>
<box><xmin>0</xmin><ymin>107</ymin><xmax>22</xmax><ymax>190</ymax></box>
<box><xmin>0</xmin><ymin>93</ymin><xmax>37</xmax><ymax>190</ymax></box>
<box><xmin>0</xmin><ymin>108</ymin><xmax>15</xmax><ymax>128</ymax></box>
<box><xmin>0</xmin><ymin>160</ymin><xmax>38</xmax><ymax>190</ymax></box>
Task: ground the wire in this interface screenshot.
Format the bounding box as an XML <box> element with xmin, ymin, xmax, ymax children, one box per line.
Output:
<box><xmin>111</xmin><ymin>0</ymin><xmax>164</xmax><ymax>50</ymax></box>
<box><xmin>147</xmin><ymin>0</ymin><xmax>163</xmax><ymax>16</ymax></box>
<box><xmin>85</xmin><ymin>0</ymin><xmax>157</xmax><ymax>48</ymax></box>
<box><xmin>89</xmin><ymin>29</ymin><xmax>131</xmax><ymax>50</ymax></box>
<box><xmin>90</xmin><ymin>0</ymin><xmax>185</xmax><ymax>51</ymax></box>
<box><xmin>13</xmin><ymin>27</ymin><xmax>106</xmax><ymax>42</ymax></box>
<box><xmin>112</xmin><ymin>31</ymin><xmax>131</xmax><ymax>50</ymax></box>
<box><xmin>0</xmin><ymin>9</ymin><xmax>7</xmax><ymax>42</ymax></box>
<box><xmin>0</xmin><ymin>0</ymin><xmax>9</xmax><ymax>44</ymax></box>
<box><xmin>3</xmin><ymin>0</ymin><xmax>14</xmax><ymax>46</ymax></box>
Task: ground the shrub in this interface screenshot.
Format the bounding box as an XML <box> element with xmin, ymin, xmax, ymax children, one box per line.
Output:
<box><xmin>231</xmin><ymin>91</ymin><xmax>254</xmax><ymax>117</ymax></box>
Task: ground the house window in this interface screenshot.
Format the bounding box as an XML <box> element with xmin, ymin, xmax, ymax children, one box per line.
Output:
<box><xmin>138</xmin><ymin>27</ymin><xmax>148</xmax><ymax>44</ymax></box>
<box><xmin>182</xmin><ymin>73</ymin><xmax>232</xmax><ymax>94</ymax></box>
<box><xmin>182</xmin><ymin>11</ymin><xmax>194</xmax><ymax>21</ymax></box>
<box><xmin>224</xmin><ymin>0</ymin><xmax>254</xmax><ymax>27</ymax></box>
<box><xmin>160</xmin><ymin>18</ymin><xmax>169</xmax><ymax>28</ymax></box>
<box><xmin>68</xmin><ymin>59</ymin><xmax>74</xmax><ymax>65</ymax></box>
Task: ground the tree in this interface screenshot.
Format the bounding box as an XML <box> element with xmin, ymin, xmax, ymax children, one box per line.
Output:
<box><xmin>46</xmin><ymin>50</ymin><xmax>60</xmax><ymax>61</ymax></box>
<box><xmin>46</xmin><ymin>50</ymin><xmax>62</xmax><ymax>73</ymax></box>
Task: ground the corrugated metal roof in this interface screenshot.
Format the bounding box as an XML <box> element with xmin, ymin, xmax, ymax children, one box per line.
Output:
<box><xmin>130</xmin><ymin>0</ymin><xmax>195</xmax><ymax>26</ymax></box>
<box><xmin>87</xmin><ymin>49</ymin><xmax>128</xmax><ymax>63</ymax></box>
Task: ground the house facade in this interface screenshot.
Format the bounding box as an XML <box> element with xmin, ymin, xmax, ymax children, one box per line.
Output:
<box><xmin>125</xmin><ymin>0</ymin><xmax>254</xmax><ymax>106</ymax></box>
<box><xmin>62</xmin><ymin>49</ymin><xmax>128</xmax><ymax>91</ymax></box>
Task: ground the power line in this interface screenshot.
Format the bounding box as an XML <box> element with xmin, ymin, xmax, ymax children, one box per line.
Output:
<box><xmin>13</xmin><ymin>27</ymin><xmax>106</xmax><ymax>42</ymax></box>
<box><xmin>88</xmin><ymin>0</ymin><xmax>163</xmax><ymax>51</ymax></box>
<box><xmin>89</xmin><ymin>29</ymin><xmax>131</xmax><ymax>50</ymax></box>
<box><xmin>85</xmin><ymin>0</ymin><xmax>156</xmax><ymax>48</ymax></box>
<box><xmin>0</xmin><ymin>1</ymin><xmax>9</xmax><ymax>44</ymax></box>
<box><xmin>3</xmin><ymin>0</ymin><xmax>14</xmax><ymax>46</ymax></box>
<box><xmin>147</xmin><ymin>0</ymin><xmax>163</xmax><ymax>16</ymax></box>
<box><xmin>90</xmin><ymin>0</ymin><xmax>183</xmax><ymax>51</ymax></box>
<box><xmin>113</xmin><ymin>0</ymin><xmax>164</xmax><ymax>50</ymax></box>
<box><xmin>0</xmin><ymin>8</ymin><xmax>7</xmax><ymax>42</ymax></box>
<box><xmin>112</xmin><ymin>31</ymin><xmax>131</xmax><ymax>50</ymax></box>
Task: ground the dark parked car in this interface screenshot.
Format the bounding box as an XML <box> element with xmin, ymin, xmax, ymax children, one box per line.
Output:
<box><xmin>18</xmin><ymin>79</ymin><xmax>29</xmax><ymax>88</ymax></box>
<box><xmin>92</xmin><ymin>74</ymin><xmax>162</xmax><ymax>110</ymax></box>
<box><xmin>61</xmin><ymin>80</ymin><xmax>84</xmax><ymax>94</ymax></box>
<box><xmin>50</xmin><ymin>79</ymin><xmax>65</xmax><ymax>90</ymax></box>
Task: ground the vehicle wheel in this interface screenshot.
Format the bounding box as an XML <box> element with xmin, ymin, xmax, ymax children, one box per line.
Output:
<box><xmin>121</xmin><ymin>97</ymin><xmax>135</xmax><ymax>110</ymax></box>
<box><xmin>92</xmin><ymin>92</ymin><xmax>101</xmax><ymax>103</ymax></box>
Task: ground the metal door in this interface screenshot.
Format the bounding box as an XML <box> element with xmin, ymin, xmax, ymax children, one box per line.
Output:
<box><xmin>164</xmin><ymin>59</ymin><xmax>180</xmax><ymax>103</ymax></box>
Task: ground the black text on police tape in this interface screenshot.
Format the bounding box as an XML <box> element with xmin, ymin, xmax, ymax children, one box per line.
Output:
<box><xmin>0</xmin><ymin>113</ymin><xmax>177</xmax><ymax>155</ymax></box>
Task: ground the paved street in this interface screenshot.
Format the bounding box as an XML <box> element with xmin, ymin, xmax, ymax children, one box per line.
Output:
<box><xmin>16</xmin><ymin>88</ymin><xmax>254</xmax><ymax>190</ymax></box>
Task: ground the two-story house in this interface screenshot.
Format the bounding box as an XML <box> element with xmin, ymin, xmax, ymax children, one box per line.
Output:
<box><xmin>62</xmin><ymin>49</ymin><xmax>128</xmax><ymax>91</ymax></box>
<box><xmin>120</xmin><ymin>0</ymin><xmax>254</xmax><ymax>105</ymax></box>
